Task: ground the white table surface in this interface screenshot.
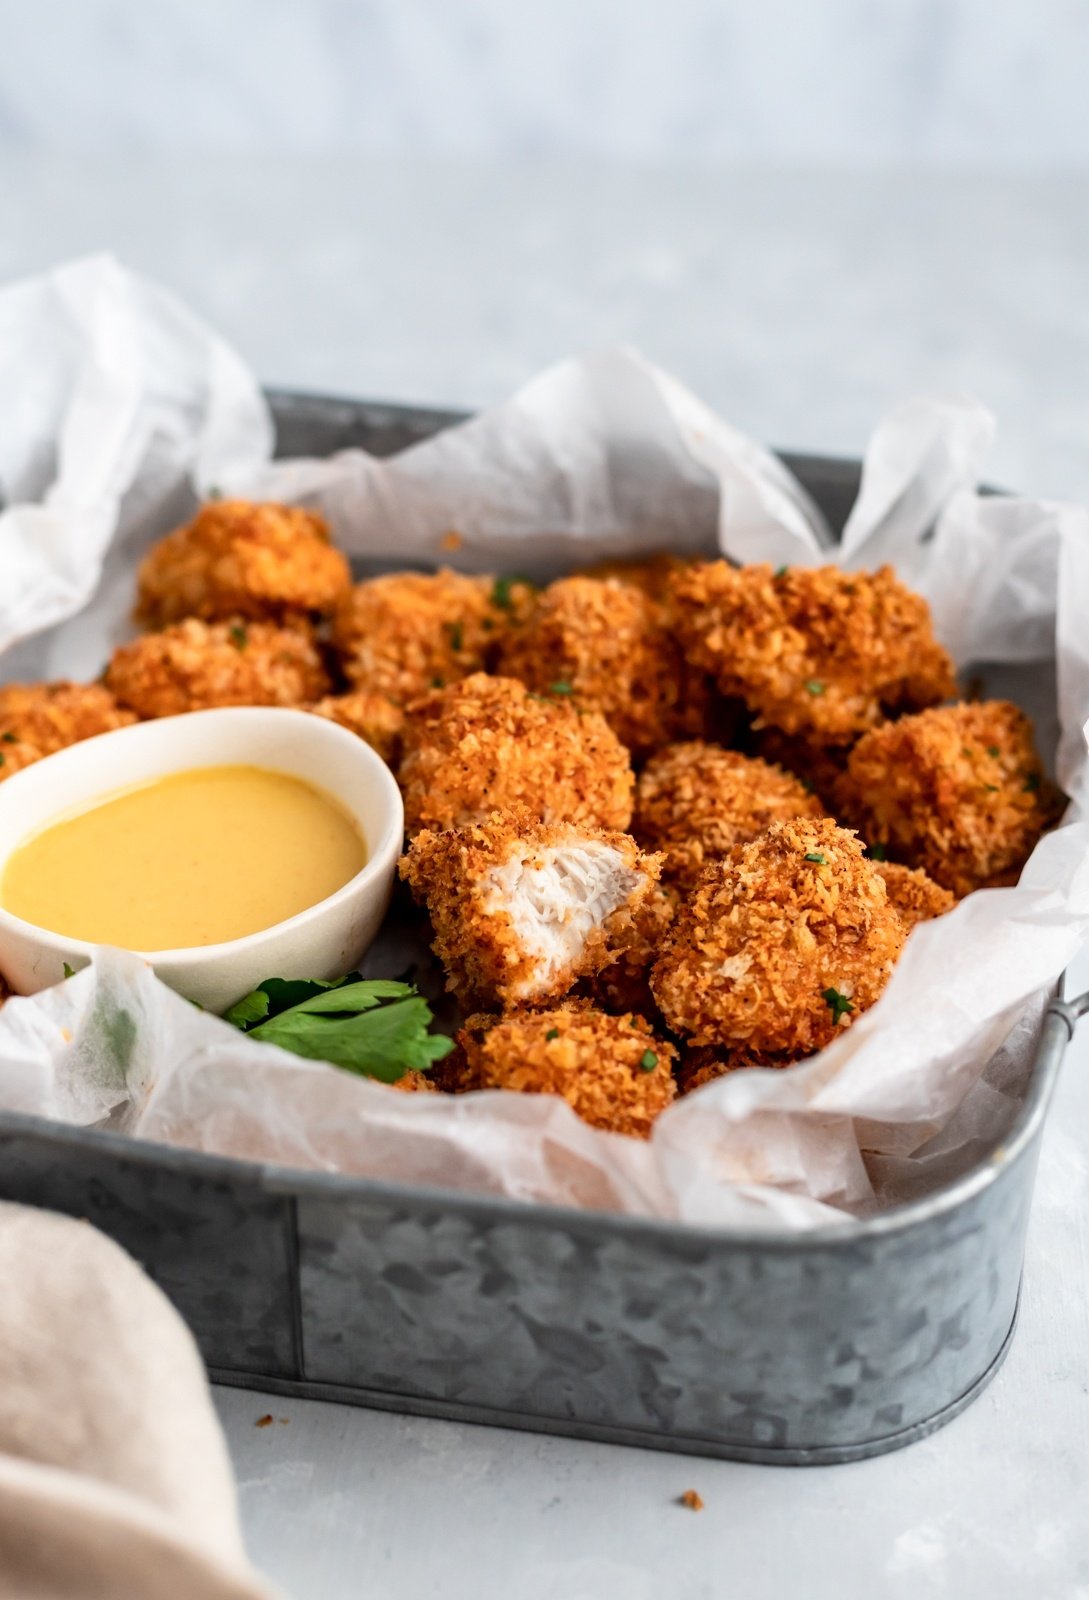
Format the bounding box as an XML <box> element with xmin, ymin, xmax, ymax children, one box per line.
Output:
<box><xmin>8</xmin><ymin>156</ymin><xmax>1089</xmax><ymax>1598</ymax></box>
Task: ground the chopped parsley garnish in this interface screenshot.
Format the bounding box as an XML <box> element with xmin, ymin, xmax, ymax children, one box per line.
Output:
<box><xmin>446</xmin><ymin>621</ymin><xmax>464</xmax><ymax>652</ymax></box>
<box><xmin>822</xmin><ymin>987</ymin><xmax>854</xmax><ymax>1024</ymax></box>
<box><xmin>62</xmin><ymin>962</ymin><xmax>76</xmax><ymax>979</ymax></box>
<box><xmin>865</xmin><ymin>842</ymin><xmax>887</xmax><ymax>861</ymax></box>
<box><xmin>987</xmin><ymin>746</ymin><xmax>1000</xmax><ymax>758</ymax></box>
<box><xmin>491</xmin><ymin>576</ymin><xmax>514</xmax><ymax>610</ymax></box>
<box><xmin>804</xmin><ymin>851</ymin><xmax>827</xmax><ymax>864</ymax></box>
<box><xmin>0</xmin><ymin>753</ymin><xmax>5</xmax><ymax>769</ymax></box>
<box><xmin>224</xmin><ymin>973</ymin><xmax>454</xmax><ymax>1083</ymax></box>
<box><xmin>983</xmin><ymin>783</ymin><xmax>999</xmax><ymax>793</ymax></box>
<box><xmin>546</xmin><ymin>1027</ymin><xmax>560</xmax><ymax>1041</ymax></box>
<box><xmin>430</xmin><ymin>676</ymin><xmax>445</xmax><ymax>689</ymax></box>
<box><xmin>774</xmin><ymin>564</ymin><xmax>789</xmax><ymax>579</ymax></box>
<box><xmin>800</xmin><ymin>777</ymin><xmax>815</xmax><ymax>794</ymax></box>
<box><xmin>0</xmin><ymin>731</ymin><xmax>15</xmax><ymax>743</ymax></box>
<box><xmin>805</xmin><ymin>679</ymin><xmax>825</xmax><ymax>696</ymax></box>
<box><xmin>1023</xmin><ymin>772</ymin><xmax>1041</xmax><ymax>792</ymax></box>
<box><xmin>228</xmin><ymin>623</ymin><xmax>248</xmax><ymax>650</ymax></box>
<box><xmin>548</xmin><ymin>680</ymin><xmax>574</xmax><ymax>695</ymax></box>
<box><xmin>639</xmin><ymin>1049</ymin><xmax>659</xmax><ymax>1072</ymax></box>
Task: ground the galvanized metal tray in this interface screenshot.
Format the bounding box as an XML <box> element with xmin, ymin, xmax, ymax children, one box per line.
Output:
<box><xmin>0</xmin><ymin>391</ymin><xmax>1080</xmax><ymax>1466</ymax></box>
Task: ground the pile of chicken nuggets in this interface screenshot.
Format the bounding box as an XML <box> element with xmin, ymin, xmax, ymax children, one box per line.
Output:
<box><xmin>0</xmin><ymin>500</ymin><xmax>1063</xmax><ymax>1138</ymax></box>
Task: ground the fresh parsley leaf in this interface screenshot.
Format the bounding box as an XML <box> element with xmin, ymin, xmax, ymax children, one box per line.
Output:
<box><xmin>983</xmin><ymin>783</ymin><xmax>999</xmax><ymax>793</ymax></box>
<box><xmin>805</xmin><ymin>679</ymin><xmax>825</xmax><ymax>696</ymax></box>
<box><xmin>0</xmin><ymin>731</ymin><xmax>15</xmax><ymax>743</ymax></box>
<box><xmin>62</xmin><ymin>962</ymin><xmax>76</xmax><ymax>979</ymax></box>
<box><xmin>1023</xmin><ymin>771</ymin><xmax>1041</xmax><ymax>792</ymax></box>
<box><xmin>228</xmin><ymin>623</ymin><xmax>248</xmax><ymax>650</ymax></box>
<box><xmin>804</xmin><ymin>851</ymin><xmax>826</xmax><ymax>864</ymax></box>
<box><xmin>774</xmin><ymin>564</ymin><xmax>789</xmax><ymax>579</ymax></box>
<box><xmin>822</xmin><ymin>987</ymin><xmax>854</xmax><ymax>1025</ymax></box>
<box><xmin>865</xmin><ymin>842</ymin><xmax>887</xmax><ymax>861</ymax></box>
<box><xmin>548</xmin><ymin>680</ymin><xmax>574</xmax><ymax>695</ymax></box>
<box><xmin>430</xmin><ymin>675</ymin><xmax>445</xmax><ymax>689</ymax></box>
<box><xmin>490</xmin><ymin>576</ymin><xmax>514</xmax><ymax>610</ymax></box>
<box><xmin>639</xmin><ymin>1049</ymin><xmax>658</xmax><ymax>1071</ymax></box>
<box><xmin>225</xmin><ymin>973</ymin><xmax>453</xmax><ymax>1082</ymax></box>
<box><xmin>446</xmin><ymin>621</ymin><xmax>464</xmax><ymax>652</ymax></box>
<box><xmin>987</xmin><ymin>746</ymin><xmax>1000</xmax><ymax>758</ymax></box>
<box><xmin>545</xmin><ymin>1027</ymin><xmax>560</xmax><ymax>1041</ymax></box>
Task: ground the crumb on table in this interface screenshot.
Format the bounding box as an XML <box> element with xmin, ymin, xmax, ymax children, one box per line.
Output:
<box><xmin>679</xmin><ymin>1489</ymin><xmax>705</xmax><ymax>1511</ymax></box>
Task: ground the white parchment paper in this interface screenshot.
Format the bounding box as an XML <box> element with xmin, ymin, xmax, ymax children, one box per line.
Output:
<box><xmin>2</xmin><ymin>254</ymin><xmax>1088</xmax><ymax>1232</ymax></box>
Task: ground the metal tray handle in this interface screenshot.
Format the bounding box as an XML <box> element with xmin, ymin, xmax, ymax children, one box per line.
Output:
<box><xmin>1047</xmin><ymin>990</ymin><xmax>1089</xmax><ymax>1040</ymax></box>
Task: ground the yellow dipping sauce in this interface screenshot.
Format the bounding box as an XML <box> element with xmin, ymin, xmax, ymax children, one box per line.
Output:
<box><xmin>0</xmin><ymin>765</ymin><xmax>367</xmax><ymax>951</ymax></box>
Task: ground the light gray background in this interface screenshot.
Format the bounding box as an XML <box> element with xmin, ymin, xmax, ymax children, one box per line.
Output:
<box><xmin>6</xmin><ymin>4</ymin><xmax>1089</xmax><ymax>1595</ymax></box>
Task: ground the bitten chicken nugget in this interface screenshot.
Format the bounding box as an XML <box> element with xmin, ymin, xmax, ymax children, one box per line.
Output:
<box><xmin>105</xmin><ymin>617</ymin><xmax>330</xmax><ymax>719</ymax></box>
<box><xmin>136</xmin><ymin>499</ymin><xmax>350</xmax><ymax>626</ymax></box>
<box><xmin>841</xmin><ymin>702</ymin><xmax>1062</xmax><ymax>897</ymax></box>
<box><xmin>633</xmin><ymin>742</ymin><xmax>825</xmax><ymax>889</ymax></box>
<box><xmin>399</xmin><ymin>674</ymin><xmax>634</xmax><ymax>835</ymax></box>
<box><xmin>876</xmin><ymin>862</ymin><xmax>955</xmax><ymax>930</ymax></box>
<box><xmin>0</xmin><ymin>682</ymin><xmax>135</xmax><ymax>756</ymax></box>
<box><xmin>331</xmin><ymin>569</ymin><xmax>534</xmax><ymax>704</ymax></box>
<box><xmin>400</xmin><ymin>808</ymin><xmax>662</xmax><ymax>1009</ymax></box>
<box><xmin>651</xmin><ymin>817</ymin><xmax>906</xmax><ymax>1053</ymax></box>
<box><xmin>499</xmin><ymin>575</ymin><xmax>715</xmax><ymax>754</ymax></box>
<box><xmin>307</xmin><ymin>690</ymin><xmax>404</xmax><ymax>767</ymax></box>
<box><xmin>453</xmin><ymin>1005</ymin><xmax>676</xmax><ymax>1138</ymax></box>
<box><xmin>580</xmin><ymin>881</ymin><xmax>678</xmax><ymax>1016</ymax></box>
<box><xmin>670</xmin><ymin>562</ymin><xmax>956</xmax><ymax>742</ymax></box>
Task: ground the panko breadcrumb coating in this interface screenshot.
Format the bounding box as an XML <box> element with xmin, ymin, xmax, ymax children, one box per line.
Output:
<box><xmin>499</xmin><ymin>575</ymin><xmax>715</xmax><ymax>754</ymax></box>
<box><xmin>841</xmin><ymin>701</ymin><xmax>1061</xmax><ymax>897</ymax></box>
<box><xmin>876</xmin><ymin>862</ymin><xmax>955</xmax><ymax>931</ymax></box>
<box><xmin>390</xmin><ymin>1070</ymin><xmax>439</xmax><ymax>1093</ymax></box>
<box><xmin>136</xmin><ymin>499</ymin><xmax>350</xmax><ymax>626</ymax></box>
<box><xmin>651</xmin><ymin>817</ymin><xmax>906</xmax><ymax>1053</ymax></box>
<box><xmin>453</xmin><ymin>1005</ymin><xmax>677</xmax><ymax>1138</ymax></box>
<box><xmin>571</xmin><ymin>552</ymin><xmax>699</xmax><ymax>594</ymax></box>
<box><xmin>676</xmin><ymin>1045</ymin><xmax>802</xmax><ymax>1094</ymax></box>
<box><xmin>331</xmin><ymin>569</ymin><xmax>534</xmax><ymax>704</ymax></box>
<box><xmin>400</xmin><ymin>808</ymin><xmax>662</xmax><ymax>1009</ymax></box>
<box><xmin>633</xmin><ymin>742</ymin><xmax>825</xmax><ymax>889</ymax></box>
<box><xmin>0</xmin><ymin>738</ymin><xmax>45</xmax><ymax>783</ymax></box>
<box><xmin>105</xmin><ymin>617</ymin><xmax>330</xmax><ymax>719</ymax></box>
<box><xmin>670</xmin><ymin>562</ymin><xmax>957</xmax><ymax>742</ymax></box>
<box><xmin>307</xmin><ymin>690</ymin><xmax>404</xmax><ymax>766</ymax></box>
<box><xmin>399</xmin><ymin>674</ymin><xmax>634</xmax><ymax>835</ymax></box>
<box><xmin>0</xmin><ymin>681</ymin><xmax>136</xmax><ymax>754</ymax></box>
<box><xmin>581</xmin><ymin>881</ymin><xmax>678</xmax><ymax>1016</ymax></box>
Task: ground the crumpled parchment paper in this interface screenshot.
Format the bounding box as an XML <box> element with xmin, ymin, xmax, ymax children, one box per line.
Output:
<box><xmin>1</xmin><ymin>252</ymin><xmax>1088</xmax><ymax>1232</ymax></box>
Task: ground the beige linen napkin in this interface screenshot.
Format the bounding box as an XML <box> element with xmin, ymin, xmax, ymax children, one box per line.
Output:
<box><xmin>0</xmin><ymin>1202</ymin><xmax>277</xmax><ymax>1600</ymax></box>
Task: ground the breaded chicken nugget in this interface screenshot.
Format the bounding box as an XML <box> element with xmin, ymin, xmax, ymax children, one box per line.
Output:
<box><xmin>0</xmin><ymin>682</ymin><xmax>135</xmax><ymax>755</ymax></box>
<box><xmin>453</xmin><ymin>1005</ymin><xmax>676</xmax><ymax>1138</ymax></box>
<box><xmin>676</xmin><ymin>1045</ymin><xmax>802</xmax><ymax>1093</ymax></box>
<box><xmin>136</xmin><ymin>499</ymin><xmax>349</xmax><ymax>626</ymax></box>
<box><xmin>670</xmin><ymin>562</ymin><xmax>956</xmax><ymax>742</ymax></box>
<box><xmin>331</xmin><ymin>569</ymin><xmax>534</xmax><ymax>705</ymax></box>
<box><xmin>876</xmin><ymin>862</ymin><xmax>955</xmax><ymax>930</ymax></box>
<box><xmin>400</xmin><ymin>808</ymin><xmax>662</xmax><ymax>1009</ymax></box>
<box><xmin>105</xmin><ymin>617</ymin><xmax>330</xmax><ymax>719</ymax></box>
<box><xmin>840</xmin><ymin>701</ymin><xmax>1060</xmax><ymax>897</ymax></box>
<box><xmin>633</xmin><ymin>742</ymin><xmax>825</xmax><ymax>889</ymax></box>
<box><xmin>499</xmin><ymin>575</ymin><xmax>716</xmax><ymax>754</ymax></box>
<box><xmin>399</xmin><ymin>673</ymin><xmax>634</xmax><ymax>835</ymax></box>
<box><xmin>580</xmin><ymin>881</ymin><xmax>678</xmax><ymax>1016</ymax></box>
<box><xmin>651</xmin><ymin>817</ymin><xmax>906</xmax><ymax>1053</ymax></box>
<box><xmin>307</xmin><ymin>690</ymin><xmax>404</xmax><ymax>767</ymax></box>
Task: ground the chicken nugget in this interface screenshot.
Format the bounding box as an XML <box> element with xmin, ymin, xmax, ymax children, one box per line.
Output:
<box><xmin>499</xmin><ymin>575</ymin><xmax>716</xmax><ymax>754</ymax></box>
<box><xmin>875</xmin><ymin>862</ymin><xmax>955</xmax><ymax>930</ymax></box>
<box><xmin>651</xmin><ymin>817</ymin><xmax>906</xmax><ymax>1053</ymax></box>
<box><xmin>331</xmin><ymin>569</ymin><xmax>534</xmax><ymax>705</ymax></box>
<box><xmin>105</xmin><ymin>617</ymin><xmax>330</xmax><ymax>719</ymax></box>
<box><xmin>840</xmin><ymin>701</ymin><xmax>1060</xmax><ymax>897</ymax></box>
<box><xmin>399</xmin><ymin>673</ymin><xmax>634</xmax><ymax>835</ymax></box>
<box><xmin>136</xmin><ymin>499</ymin><xmax>350</xmax><ymax>626</ymax></box>
<box><xmin>306</xmin><ymin>690</ymin><xmax>404</xmax><ymax>767</ymax></box>
<box><xmin>453</xmin><ymin>1005</ymin><xmax>676</xmax><ymax>1138</ymax></box>
<box><xmin>0</xmin><ymin>681</ymin><xmax>136</xmax><ymax>751</ymax></box>
<box><xmin>400</xmin><ymin>807</ymin><xmax>662</xmax><ymax>1009</ymax></box>
<box><xmin>633</xmin><ymin>742</ymin><xmax>825</xmax><ymax>889</ymax></box>
<box><xmin>580</xmin><ymin>880</ymin><xmax>678</xmax><ymax>1016</ymax></box>
<box><xmin>670</xmin><ymin>562</ymin><xmax>956</xmax><ymax>742</ymax></box>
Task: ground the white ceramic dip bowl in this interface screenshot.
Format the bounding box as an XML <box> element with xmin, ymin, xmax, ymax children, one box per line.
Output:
<box><xmin>0</xmin><ymin>707</ymin><xmax>404</xmax><ymax>1013</ymax></box>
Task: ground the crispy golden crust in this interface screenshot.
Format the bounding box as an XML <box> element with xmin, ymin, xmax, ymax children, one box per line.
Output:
<box><xmin>841</xmin><ymin>702</ymin><xmax>1061</xmax><ymax>897</ymax></box>
<box><xmin>136</xmin><ymin>499</ymin><xmax>349</xmax><ymax>626</ymax></box>
<box><xmin>670</xmin><ymin>562</ymin><xmax>957</xmax><ymax>741</ymax></box>
<box><xmin>389</xmin><ymin>1070</ymin><xmax>439</xmax><ymax>1093</ymax></box>
<box><xmin>399</xmin><ymin>673</ymin><xmax>634</xmax><ymax>835</ymax></box>
<box><xmin>633</xmin><ymin>742</ymin><xmax>825</xmax><ymax>889</ymax></box>
<box><xmin>571</xmin><ymin>552</ymin><xmax>699</xmax><ymax>594</ymax></box>
<box><xmin>307</xmin><ymin>691</ymin><xmax>404</xmax><ymax>766</ymax></box>
<box><xmin>580</xmin><ymin>881</ymin><xmax>678</xmax><ymax>1016</ymax></box>
<box><xmin>330</xmin><ymin>569</ymin><xmax>535</xmax><ymax>704</ymax></box>
<box><xmin>751</xmin><ymin>727</ymin><xmax>853</xmax><ymax>810</ymax></box>
<box><xmin>499</xmin><ymin>575</ymin><xmax>716</xmax><ymax>755</ymax></box>
<box><xmin>399</xmin><ymin>807</ymin><xmax>661</xmax><ymax>1009</ymax></box>
<box><xmin>651</xmin><ymin>817</ymin><xmax>906</xmax><ymax>1052</ymax></box>
<box><xmin>876</xmin><ymin>862</ymin><xmax>955</xmax><ymax>930</ymax></box>
<box><xmin>0</xmin><ymin>682</ymin><xmax>136</xmax><ymax>753</ymax></box>
<box><xmin>105</xmin><ymin>617</ymin><xmax>330</xmax><ymax>718</ymax></box>
<box><xmin>676</xmin><ymin>1045</ymin><xmax>802</xmax><ymax>1094</ymax></box>
<box><xmin>454</xmin><ymin>1005</ymin><xmax>677</xmax><ymax>1138</ymax></box>
<box><xmin>0</xmin><ymin>739</ymin><xmax>44</xmax><ymax>783</ymax></box>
